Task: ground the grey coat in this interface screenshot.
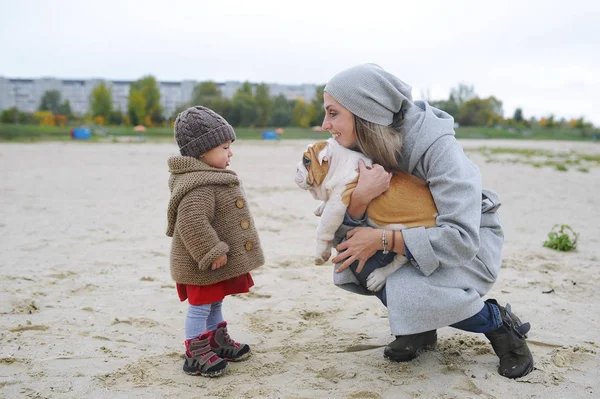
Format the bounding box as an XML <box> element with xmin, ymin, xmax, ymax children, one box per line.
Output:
<box><xmin>334</xmin><ymin>101</ymin><xmax>504</xmax><ymax>335</ymax></box>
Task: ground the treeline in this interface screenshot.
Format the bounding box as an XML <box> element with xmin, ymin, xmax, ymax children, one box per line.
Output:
<box><xmin>429</xmin><ymin>83</ymin><xmax>595</xmax><ymax>134</ymax></box>
<box><xmin>0</xmin><ymin>76</ymin><xmax>325</xmax><ymax>129</ymax></box>
<box><xmin>0</xmin><ymin>77</ymin><xmax>595</xmax><ymax>137</ymax></box>
<box><xmin>180</xmin><ymin>81</ymin><xmax>325</xmax><ymax>128</ymax></box>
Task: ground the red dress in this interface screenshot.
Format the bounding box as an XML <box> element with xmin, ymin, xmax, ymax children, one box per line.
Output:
<box><xmin>177</xmin><ymin>273</ymin><xmax>254</xmax><ymax>306</ymax></box>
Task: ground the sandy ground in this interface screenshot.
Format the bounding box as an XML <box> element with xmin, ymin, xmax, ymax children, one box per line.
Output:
<box><xmin>1</xmin><ymin>139</ymin><xmax>599</xmax><ymax>399</ymax></box>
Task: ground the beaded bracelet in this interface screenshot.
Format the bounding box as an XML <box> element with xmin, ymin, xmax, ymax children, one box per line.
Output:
<box><xmin>382</xmin><ymin>229</ymin><xmax>389</xmax><ymax>255</ymax></box>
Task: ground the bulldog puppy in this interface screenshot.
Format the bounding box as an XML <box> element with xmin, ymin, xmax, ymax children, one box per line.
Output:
<box><xmin>295</xmin><ymin>138</ymin><xmax>438</xmax><ymax>291</ymax></box>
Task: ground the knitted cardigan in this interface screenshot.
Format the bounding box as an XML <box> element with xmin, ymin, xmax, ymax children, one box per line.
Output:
<box><xmin>166</xmin><ymin>156</ymin><xmax>264</xmax><ymax>286</ymax></box>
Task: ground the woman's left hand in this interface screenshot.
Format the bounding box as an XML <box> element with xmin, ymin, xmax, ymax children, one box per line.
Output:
<box><xmin>332</xmin><ymin>227</ymin><xmax>381</xmax><ymax>273</ymax></box>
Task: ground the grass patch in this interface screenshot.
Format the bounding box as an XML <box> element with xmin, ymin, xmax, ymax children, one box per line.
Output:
<box><xmin>467</xmin><ymin>146</ymin><xmax>600</xmax><ymax>172</ymax></box>
<box><xmin>0</xmin><ymin>124</ymin><xmax>330</xmax><ymax>142</ymax></box>
<box><xmin>2</xmin><ymin>124</ymin><xmax>600</xmax><ymax>143</ymax></box>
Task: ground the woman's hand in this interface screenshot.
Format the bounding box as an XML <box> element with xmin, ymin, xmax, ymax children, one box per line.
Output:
<box><xmin>347</xmin><ymin>160</ymin><xmax>392</xmax><ymax>219</ymax></box>
<box><xmin>211</xmin><ymin>254</ymin><xmax>227</xmax><ymax>270</ymax></box>
<box><xmin>332</xmin><ymin>227</ymin><xmax>381</xmax><ymax>273</ymax></box>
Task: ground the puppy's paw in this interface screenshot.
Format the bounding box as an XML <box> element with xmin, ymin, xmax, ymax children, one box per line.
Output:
<box><xmin>366</xmin><ymin>269</ymin><xmax>387</xmax><ymax>292</ymax></box>
<box><xmin>314</xmin><ymin>257</ymin><xmax>325</xmax><ymax>265</ymax></box>
<box><xmin>315</xmin><ymin>240</ymin><xmax>332</xmax><ymax>264</ymax></box>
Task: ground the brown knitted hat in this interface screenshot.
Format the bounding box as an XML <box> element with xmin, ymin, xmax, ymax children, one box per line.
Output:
<box><xmin>174</xmin><ymin>106</ymin><xmax>236</xmax><ymax>158</ymax></box>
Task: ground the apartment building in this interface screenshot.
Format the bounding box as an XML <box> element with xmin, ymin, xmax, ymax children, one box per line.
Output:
<box><xmin>0</xmin><ymin>77</ymin><xmax>317</xmax><ymax>117</ymax></box>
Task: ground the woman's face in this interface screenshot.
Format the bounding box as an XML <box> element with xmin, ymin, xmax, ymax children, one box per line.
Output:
<box><xmin>322</xmin><ymin>92</ymin><xmax>357</xmax><ymax>148</ymax></box>
<box><xmin>201</xmin><ymin>140</ymin><xmax>233</xmax><ymax>169</ymax></box>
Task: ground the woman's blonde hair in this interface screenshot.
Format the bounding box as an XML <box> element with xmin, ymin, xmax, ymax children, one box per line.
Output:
<box><xmin>353</xmin><ymin>115</ymin><xmax>404</xmax><ymax>172</ymax></box>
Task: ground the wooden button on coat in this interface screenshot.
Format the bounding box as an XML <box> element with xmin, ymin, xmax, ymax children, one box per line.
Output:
<box><xmin>228</xmin><ymin>183</ymin><xmax>235</xmax><ymax>188</ymax></box>
<box><xmin>245</xmin><ymin>240</ymin><xmax>253</xmax><ymax>250</ymax></box>
<box><xmin>236</xmin><ymin>199</ymin><xmax>244</xmax><ymax>209</ymax></box>
<box><xmin>240</xmin><ymin>220</ymin><xmax>250</xmax><ymax>229</ymax></box>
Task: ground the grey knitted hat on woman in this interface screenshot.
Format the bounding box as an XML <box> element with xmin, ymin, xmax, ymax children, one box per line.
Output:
<box><xmin>324</xmin><ymin>63</ymin><xmax>413</xmax><ymax>126</ymax></box>
<box><xmin>174</xmin><ymin>106</ymin><xmax>236</xmax><ymax>158</ymax></box>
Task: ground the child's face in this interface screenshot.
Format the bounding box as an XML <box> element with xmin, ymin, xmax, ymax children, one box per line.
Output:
<box><xmin>201</xmin><ymin>140</ymin><xmax>233</xmax><ymax>169</ymax></box>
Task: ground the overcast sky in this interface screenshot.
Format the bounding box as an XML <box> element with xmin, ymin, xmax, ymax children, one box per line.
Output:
<box><xmin>1</xmin><ymin>0</ymin><xmax>599</xmax><ymax>124</ymax></box>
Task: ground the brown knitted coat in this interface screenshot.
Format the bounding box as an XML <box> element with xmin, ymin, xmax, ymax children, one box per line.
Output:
<box><xmin>166</xmin><ymin>156</ymin><xmax>264</xmax><ymax>286</ymax></box>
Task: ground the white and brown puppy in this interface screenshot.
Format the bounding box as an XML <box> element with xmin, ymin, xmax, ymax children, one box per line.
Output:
<box><xmin>295</xmin><ymin>138</ymin><xmax>438</xmax><ymax>291</ymax></box>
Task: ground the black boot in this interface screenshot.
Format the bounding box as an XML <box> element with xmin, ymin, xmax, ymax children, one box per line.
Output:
<box><xmin>484</xmin><ymin>299</ymin><xmax>534</xmax><ymax>378</ymax></box>
<box><xmin>383</xmin><ymin>330</ymin><xmax>437</xmax><ymax>362</ymax></box>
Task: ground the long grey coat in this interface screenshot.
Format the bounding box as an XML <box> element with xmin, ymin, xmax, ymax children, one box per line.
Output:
<box><xmin>334</xmin><ymin>100</ymin><xmax>504</xmax><ymax>335</ymax></box>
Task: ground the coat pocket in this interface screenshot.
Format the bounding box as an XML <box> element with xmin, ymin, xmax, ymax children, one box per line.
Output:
<box><xmin>481</xmin><ymin>189</ymin><xmax>501</xmax><ymax>215</ymax></box>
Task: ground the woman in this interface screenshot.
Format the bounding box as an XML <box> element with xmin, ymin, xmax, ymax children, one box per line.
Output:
<box><xmin>323</xmin><ymin>64</ymin><xmax>533</xmax><ymax>379</ymax></box>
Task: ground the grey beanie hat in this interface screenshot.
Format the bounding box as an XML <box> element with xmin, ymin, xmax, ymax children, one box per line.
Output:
<box><xmin>324</xmin><ymin>63</ymin><xmax>413</xmax><ymax>126</ymax></box>
<box><xmin>174</xmin><ymin>106</ymin><xmax>236</xmax><ymax>158</ymax></box>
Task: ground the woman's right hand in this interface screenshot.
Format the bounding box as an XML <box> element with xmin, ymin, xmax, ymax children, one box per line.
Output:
<box><xmin>347</xmin><ymin>159</ymin><xmax>392</xmax><ymax>219</ymax></box>
<box><xmin>332</xmin><ymin>226</ymin><xmax>381</xmax><ymax>273</ymax></box>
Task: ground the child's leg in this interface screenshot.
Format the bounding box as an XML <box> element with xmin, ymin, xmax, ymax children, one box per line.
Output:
<box><xmin>185</xmin><ymin>303</ymin><xmax>211</xmax><ymax>340</ymax></box>
<box><xmin>183</xmin><ymin>302</ymin><xmax>229</xmax><ymax>377</ymax></box>
<box><xmin>206</xmin><ymin>301</ymin><xmax>224</xmax><ymax>331</ymax></box>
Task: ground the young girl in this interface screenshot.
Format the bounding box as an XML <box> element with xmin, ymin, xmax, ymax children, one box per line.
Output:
<box><xmin>166</xmin><ymin>105</ymin><xmax>264</xmax><ymax>377</ymax></box>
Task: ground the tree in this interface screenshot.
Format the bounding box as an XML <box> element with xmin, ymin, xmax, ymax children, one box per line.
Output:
<box><xmin>227</xmin><ymin>82</ymin><xmax>258</xmax><ymax>127</ymax></box>
<box><xmin>254</xmin><ymin>83</ymin><xmax>273</xmax><ymax>127</ymax></box>
<box><xmin>1</xmin><ymin>107</ymin><xmax>19</xmax><ymax>123</ymax></box>
<box><xmin>191</xmin><ymin>81</ymin><xmax>222</xmax><ymax>107</ymax></box>
<box><xmin>89</xmin><ymin>82</ymin><xmax>113</xmax><ymax>122</ymax></box>
<box><xmin>309</xmin><ymin>85</ymin><xmax>326</xmax><ymax>127</ymax></box>
<box><xmin>429</xmin><ymin>98</ymin><xmax>459</xmax><ymax>118</ymax></box>
<box><xmin>513</xmin><ymin>107</ymin><xmax>523</xmax><ymax>123</ymax></box>
<box><xmin>457</xmin><ymin>96</ymin><xmax>503</xmax><ymax>126</ymax></box>
<box><xmin>292</xmin><ymin>99</ymin><xmax>315</xmax><ymax>128</ymax></box>
<box><xmin>58</xmin><ymin>100</ymin><xmax>73</xmax><ymax>118</ymax></box>
<box><xmin>429</xmin><ymin>83</ymin><xmax>474</xmax><ymax>119</ymax></box>
<box><xmin>39</xmin><ymin>90</ymin><xmax>62</xmax><ymax>114</ymax></box>
<box><xmin>109</xmin><ymin>110</ymin><xmax>125</xmax><ymax>125</ymax></box>
<box><xmin>128</xmin><ymin>75</ymin><xmax>162</xmax><ymax>126</ymax></box>
<box><xmin>128</xmin><ymin>91</ymin><xmax>147</xmax><ymax>126</ymax></box>
<box><xmin>450</xmin><ymin>83</ymin><xmax>476</xmax><ymax>106</ymax></box>
<box><xmin>269</xmin><ymin>94</ymin><xmax>293</xmax><ymax>126</ymax></box>
<box><xmin>539</xmin><ymin>115</ymin><xmax>555</xmax><ymax>128</ymax></box>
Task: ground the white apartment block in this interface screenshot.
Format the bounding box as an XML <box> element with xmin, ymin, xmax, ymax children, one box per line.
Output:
<box><xmin>0</xmin><ymin>77</ymin><xmax>317</xmax><ymax>117</ymax></box>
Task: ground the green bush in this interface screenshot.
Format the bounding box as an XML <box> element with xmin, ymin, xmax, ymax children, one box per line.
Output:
<box><xmin>543</xmin><ymin>224</ymin><xmax>579</xmax><ymax>252</ymax></box>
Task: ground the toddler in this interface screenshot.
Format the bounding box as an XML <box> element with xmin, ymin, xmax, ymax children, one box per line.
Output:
<box><xmin>166</xmin><ymin>106</ymin><xmax>264</xmax><ymax>377</ymax></box>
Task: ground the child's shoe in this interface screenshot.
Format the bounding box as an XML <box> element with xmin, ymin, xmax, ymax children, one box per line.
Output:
<box><xmin>210</xmin><ymin>321</ymin><xmax>251</xmax><ymax>361</ymax></box>
<box><xmin>183</xmin><ymin>332</ymin><xmax>228</xmax><ymax>377</ymax></box>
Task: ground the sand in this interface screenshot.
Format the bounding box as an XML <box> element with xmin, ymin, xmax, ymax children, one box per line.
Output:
<box><xmin>1</xmin><ymin>139</ymin><xmax>599</xmax><ymax>398</ymax></box>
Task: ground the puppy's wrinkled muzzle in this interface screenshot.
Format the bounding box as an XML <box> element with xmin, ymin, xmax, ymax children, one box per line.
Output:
<box><xmin>295</xmin><ymin>162</ymin><xmax>311</xmax><ymax>190</ymax></box>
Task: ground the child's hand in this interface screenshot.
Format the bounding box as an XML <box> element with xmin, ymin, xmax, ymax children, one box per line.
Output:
<box><xmin>211</xmin><ymin>255</ymin><xmax>227</xmax><ymax>270</ymax></box>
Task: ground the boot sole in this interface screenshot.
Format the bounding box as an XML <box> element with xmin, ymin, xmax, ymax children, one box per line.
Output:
<box><xmin>183</xmin><ymin>362</ymin><xmax>229</xmax><ymax>377</ymax></box>
<box><xmin>384</xmin><ymin>342</ymin><xmax>437</xmax><ymax>362</ymax></box>
<box><xmin>501</xmin><ymin>359</ymin><xmax>534</xmax><ymax>379</ymax></box>
<box><xmin>224</xmin><ymin>350</ymin><xmax>252</xmax><ymax>362</ymax></box>
<box><xmin>184</xmin><ymin>366</ymin><xmax>228</xmax><ymax>378</ymax></box>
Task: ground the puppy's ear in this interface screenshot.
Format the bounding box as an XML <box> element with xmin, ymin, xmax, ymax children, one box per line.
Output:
<box><xmin>317</xmin><ymin>143</ymin><xmax>330</xmax><ymax>165</ymax></box>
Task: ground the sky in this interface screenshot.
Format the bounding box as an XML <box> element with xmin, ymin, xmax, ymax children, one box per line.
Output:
<box><xmin>1</xmin><ymin>0</ymin><xmax>599</xmax><ymax>124</ymax></box>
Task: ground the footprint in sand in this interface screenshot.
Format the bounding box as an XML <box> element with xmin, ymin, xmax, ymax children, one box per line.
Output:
<box><xmin>97</xmin><ymin>352</ymin><xmax>183</xmax><ymax>389</ymax></box>
<box><xmin>47</xmin><ymin>271</ymin><xmax>77</xmax><ymax>279</ymax></box>
<box><xmin>111</xmin><ymin>317</ymin><xmax>161</xmax><ymax>328</ymax></box>
<box><xmin>551</xmin><ymin>345</ymin><xmax>597</xmax><ymax>368</ymax></box>
<box><xmin>9</xmin><ymin>324</ymin><xmax>49</xmax><ymax>332</ymax></box>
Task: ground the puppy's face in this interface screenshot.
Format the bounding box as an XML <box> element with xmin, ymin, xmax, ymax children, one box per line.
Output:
<box><xmin>294</xmin><ymin>141</ymin><xmax>330</xmax><ymax>198</ymax></box>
